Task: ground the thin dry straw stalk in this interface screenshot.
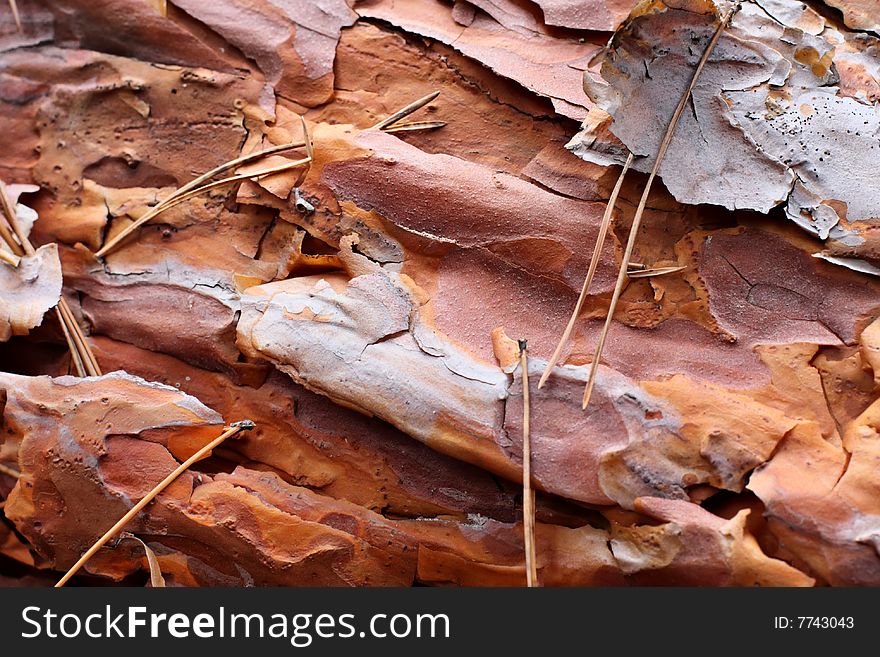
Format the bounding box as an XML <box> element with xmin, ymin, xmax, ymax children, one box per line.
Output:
<box><xmin>55</xmin><ymin>421</ymin><xmax>255</xmax><ymax>587</ymax></box>
<box><xmin>0</xmin><ymin>462</ymin><xmax>20</xmax><ymax>479</ymax></box>
<box><xmin>581</xmin><ymin>5</ymin><xmax>737</xmax><ymax>410</ymax></box>
<box><xmin>519</xmin><ymin>340</ymin><xmax>538</xmax><ymax>587</ymax></box>
<box><xmin>0</xmin><ymin>182</ymin><xmax>101</xmax><ymax>376</ymax></box>
<box><xmin>539</xmin><ymin>152</ymin><xmax>634</xmax><ymax>389</ymax></box>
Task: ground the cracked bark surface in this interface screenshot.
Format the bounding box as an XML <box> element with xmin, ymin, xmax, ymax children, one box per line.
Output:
<box><xmin>1</xmin><ymin>0</ymin><xmax>879</xmax><ymax>586</ymax></box>
<box><xmin>578</xmin><ymin>0</ymin><xmax>880</xmax><ymax>263</ymax></box>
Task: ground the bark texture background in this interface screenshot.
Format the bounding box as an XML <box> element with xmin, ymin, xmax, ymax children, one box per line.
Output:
<box><xmin>1</xmin><ymin>0</ymin><xmax>879</xmax><ymax>586</ymax></box>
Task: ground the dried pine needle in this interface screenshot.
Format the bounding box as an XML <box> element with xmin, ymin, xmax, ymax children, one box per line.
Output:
<box><xmin>97</xmin><ymin>94</ymin><xmax>445</xmax><ymax>258</ymax></box>
<box><xmin>539</xmin><ymin>152</ymin><xmax>634</xmax><ymax>389</ymax></box>
<box><xmin>0</xmin><ymin>249</ymin><xmax>19</xmax><ymax>267</ymax></box>
<box><xmin>0</xmin><ymin>183</ymin><xmax>27</xmax><ymax>257</ymax></box>
<box><xmin>57</xmin><ymin>298</ymin><xmax>101</xmax><ymax>376</ymax></box>
<box><xmin>55</xmin><ymin>421</ymin><xmax>255</xmax><ymax>587</ymax></box>
<box><xmin>300</xmin><ymin>115</ymin><xmax>314</xmax><ymax>161</ymax></box>
<box><xmin>519</xmin><ymin>339</ymin><xmax>538</xmax><ymax>588</ymax></box>
<box><xmin>0</xmin><ymin>181</ymin><xmax>100</xmax><ymax>376</ymax></box>
<box><xmin>94</xmin><ymin>139</ymin><xmax>309</xmax><ymax>258</ymax></box>
<box><xmin>371</xmin><ymin>91</ymin><xmax>440</xmax><ymax>131</ymax></box>
<box><xmin>626</xmin><ymin>265</ymin><xmax>686</xmax><ymax>279</ymax></box>
<box><xmin>169</xmin><ymin>140</ymin><xmax>307</xmax><ymax>202</ymax></box>
<box><xmin>55</xmin><ymin>306</ymin><xmax>87</xmax><ymax>377</ymax></box>
<box><xmin>383</xmin><ymin>121</ymin><xmax>447</xmax><ymax>134</ymax></box>
<box><xmin>0</xmin><ymin>182</ymin><xmax>33</xmax><ymax>258</ymax></box>
<box><xmin>144</xmin><ymin>155</ymin><xmax>312</xmax><ymax>216</ymax></box>
<box><xmin>7</xmin><ymin>0</ymin><xmax>21</xmax><ymax>32</ymax></box>
<box><xmin>54</xmin><ymin>298</ymin><xmax>100</xmax><ymax>378</ymax></box>
<box><xmin>120</xmin><ymin>533</ymin><xmax>166</xmax><ymax>588</ymax></box>
<box><xmin>0</xmin><ymin>213</ymin><xmax>23</xmax><ymax>257</ymax></box>
<box><xmin>582</xmin><ymin>5</ymin><xmax>737</xmax><ymax>410</ymax></box>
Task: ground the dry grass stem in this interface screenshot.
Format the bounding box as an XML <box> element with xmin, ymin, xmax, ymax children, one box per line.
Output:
<box><xmin>0</xmin><ymin>462</ymin><xmax>21</xmax><ymax>479</ymax></box>
<box><xmin>519</xmin><ymin>339</ymin><xmax>538</xmax><ymax>587</ymax></box>
<box><xmin>582</xmin><ymin>6</ymin><xmax>736</xmax><ymax>410</ymax></box>
<box><xmin>371</xmin><ymin>91</ymin><xmax>441</xmax><ymax>130</ymax></box>
<box><xmin>55</xmin><ymin>421</ymin><xmax>255</xmax><ymax>587</ymax></box>
<box><xmin>539</xmin><ymin>152</ymin><xmax>634</xmax><ymax>389</ymax></box>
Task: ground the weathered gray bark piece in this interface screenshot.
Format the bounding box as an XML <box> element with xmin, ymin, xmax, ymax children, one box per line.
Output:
<box><xmin>577</xmin><ymin>0</ymin><xmax>880</xmax><ymax>252</ymax></box>
<box><xmin>0</xmin><ymin>244</ymin><xmax>62</xmax><ymax>342</ymax></box>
